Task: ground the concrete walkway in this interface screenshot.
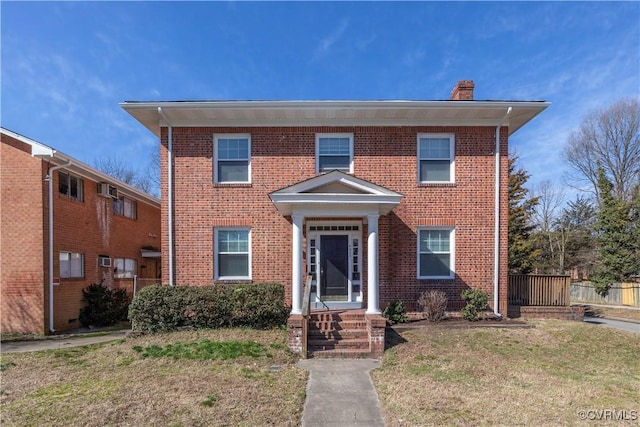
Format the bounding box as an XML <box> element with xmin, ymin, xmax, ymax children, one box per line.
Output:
<box><xmin>1</xmin><ymin>331</ymin><xmax>128</xmax><ymax>353</ymax></box>
<box><xmin>298</xmin><ymin>358</ymin><xmax>385</xmax><ymax>427</ymax></box>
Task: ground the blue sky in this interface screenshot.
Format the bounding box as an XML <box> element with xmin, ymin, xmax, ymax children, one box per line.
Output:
<box><xmin>2</xmin><ymin>1</ymin><xmax>639</xmax><ymax>199</ymax></box>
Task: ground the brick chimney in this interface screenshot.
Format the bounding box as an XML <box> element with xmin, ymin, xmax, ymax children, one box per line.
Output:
<box><xmin>450</xmin><ymin>80</ymin><xmax>475</xmax><ymax>100</ymax></box>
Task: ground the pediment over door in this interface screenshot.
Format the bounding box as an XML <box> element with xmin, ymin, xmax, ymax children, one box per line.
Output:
<box><xmin>269</xmin><ymin>170</ymin><xmax>403</xmax><ymax>216</ymax></box>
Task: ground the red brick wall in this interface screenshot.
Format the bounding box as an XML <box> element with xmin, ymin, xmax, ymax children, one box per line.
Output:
<box><xmin>1</xmin><ymin>136</ymin><xmax>47</xmax><ymax>334</ymax></box>
<box><xmin>50</xmin><ymin>174</ymin><xmax>161</xmax><ymax>331</ymax></box>
<box><xmin>1</xmin><ymin>133</ymin><xmax>162</xmax><ymax>333</ymax></box>
<box><xmin>161</xmin><ymin>126</ymin><xmax>509</xmax><ymax>314</ymax></box>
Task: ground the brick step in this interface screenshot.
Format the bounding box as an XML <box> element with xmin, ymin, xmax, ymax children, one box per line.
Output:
<box><xmin>309</xmin><ymin>320</ymin><xmax>368</xmax><ymax>331</ymax></box>
<box><xmin>308</xmin><ymin>338</ymin><xmax>370</xmax><ymax>350</ymax></box>
<box><xmin>308</xmin><ymin>348</ymin><xmax>374</xmax><ymax>359</ymax></box>
<box><xmin>310</xmin><ymin>311</ymin><xmax>366</xmax><ymax>322</ymax></box>
<box><xmin>308</xmin><ymin>329</ymin><xmax>368</xmax><ymax>340</ymax></box>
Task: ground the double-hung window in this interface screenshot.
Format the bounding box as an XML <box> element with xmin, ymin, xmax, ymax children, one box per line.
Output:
<box><xmin>58</xmin><ymin>171</ymin><xmax>84</xmax><ymax>201</ymax></box>
<box><xmin>60</xmin><ymin>252</ymin><xmax>84</xmax><ymax>278</ymax></box>
<box><xmin>114</xmin><ymin>258</ymin><xmax>137</xmax><ymax>278</ymax></box>
<box><xmin>215</xmin><ymin>228</ymin><xmax>251</xmax><ymax>280</ymax></box>
<box><xmin>418</xmin><ymin>134</ymin><xmax>454</xmax><ymax>183</ymax></box>
<box><xmin>214</xmin><ymin>134</ymin><xmax>251</xmax><ymax>183</ymax></box>
<box><xmin>316</xmin><ymin>133</ymin><xmax>353</xmax><ymax>173</ymax></box>
<box><xmin>418</xmin><ymin>228</ymin><xmax>455</xmax><ymax>279</ymax></box>
<box><xmin>114</xmin><ymin>196</ymin><xmax>136</xmax><ymax>219</ymax></box>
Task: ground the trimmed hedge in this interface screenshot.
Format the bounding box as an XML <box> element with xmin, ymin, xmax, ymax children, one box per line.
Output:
<box><xmin>128</xmin><ymin>283</ymin><xmax>289</xmax><ymax>332</ymax></box>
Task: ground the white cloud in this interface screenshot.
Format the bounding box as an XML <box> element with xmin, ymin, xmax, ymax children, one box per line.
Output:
<box><xmin>312</xmin><ymin>18</ymin><xmax>349</xmax><ymax>60</ymax></box>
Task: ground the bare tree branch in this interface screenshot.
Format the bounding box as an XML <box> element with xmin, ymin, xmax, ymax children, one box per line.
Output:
<box><xmin>563</xmin><ymin>98</ymin><xmax>640</xmax><ymax>203</ymax></box>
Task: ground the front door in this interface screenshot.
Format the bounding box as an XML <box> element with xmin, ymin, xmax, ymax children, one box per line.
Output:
<box><xmin>320</xmin><ymin>235</ymin><xmax>349</xmax><ymax>300</ymax></box>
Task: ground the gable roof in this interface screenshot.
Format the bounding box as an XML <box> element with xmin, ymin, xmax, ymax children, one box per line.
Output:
<box><xmin>121</xmin><ymin>99</ymin><xmax>549</xmax><ymax>137</ymax></box>
<box><xmin>1</xmin><ymin>127</ymin><xmax>160</xmax><ymax>208</ymax></box>
<box><xmin>269</xmin><ymin>170</ymin><xmax>403</xmax><ymax>216</ymax></box>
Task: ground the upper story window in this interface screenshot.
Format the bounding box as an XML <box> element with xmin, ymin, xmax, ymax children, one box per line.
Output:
<box><xmin>114</xmin><ymin>196</ymin><xmax>137</xmax><ymax>219</ymax></box>
<box><xmin>417</xmin><ymin>227</ymin><xmax>455</xmax><ymax>279</ymax></box>
<box><xmin>58</xmin><ymin>171</ymin><xmax>83</xmax><ymax>201</ymax></box>
<box><xmin>418</xmin><ymin>134</ymin><xmax>455</xmax><ymax>183</ymax></box>
<box><xmin>316</xmin><ymin>133</ymin><xmax>354</xmax><ymax>173</ymax></box>
<box><xmin>214</xmin><ymin>134</ymin><xmax>251</xmax><ymax>184</ymax></box>
<box><xmin>60</xmin><ymin>251</ymin><xmax>84</xmax><ymax>278</ymax></box>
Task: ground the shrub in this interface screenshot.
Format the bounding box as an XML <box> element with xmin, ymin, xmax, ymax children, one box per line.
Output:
<box><xmin>128</xmin><ymin>285</ymin><xmax>191</xmax><ymax>332</ymax></box>
<box><xmin>417</xmin><ymin>290</ymin><xmax>448</xmax><ymax>322</ymax></box>
<box><xmin>128</xmin><ymin>283</ymin><xmax>289</xmax><ymax>332</ymax></box>
<box><xmin>79</xmin><ymin>283</ymin><xmax>129</xmax><ymax>327</ymax></box>
<box><xmin>460</xmin><ymin>289</ymin><xmax>489</xmax><ymax>321</ymax></box>
<box><xmin>229</xmin><ymin>283</ymin><xmax>289</xmax><ymax>328</ymax></box>
<box><xmin>383</xmin><ymin>299</ymin><xmax>408</xmax><ymax>324</ymax></box>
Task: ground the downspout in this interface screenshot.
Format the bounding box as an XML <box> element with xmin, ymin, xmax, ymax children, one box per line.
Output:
<box><xmin>47</xmin><ymin>158</ymin><xmax>72</xmax><ymax>333</ymax></box>
<box><xmin>157</xmin><ymin>107</ymin><xmax>174</xmax><ymax>286</ymax></box>
<box><xmin>493</xmin><ymin>107</ymin><xmax>512</xmax><ymax>318</ymax></box>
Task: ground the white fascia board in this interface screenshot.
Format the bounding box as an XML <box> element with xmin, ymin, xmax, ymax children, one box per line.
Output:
<box><xmin>40</xmin><ymin>147</ymin><xmax>160</xmax><ymax>208</ymax></box>
<box><xmin>121</xmin><ymin>99</ymin><xmax>548</xmax><ymax>110</ymax></box>
<box><xmin>1</xmin><ymin>127</ymin><xmax>55</xmax><ymax>156</ymax></box>
<box><xmin>270</xmin><ymin>193</ymin><xmax>402</xmax><ymax>205</ymax></box>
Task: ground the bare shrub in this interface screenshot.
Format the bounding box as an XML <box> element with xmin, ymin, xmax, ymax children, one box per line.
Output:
<box><xmin>417</xmin><ymin>290</ymin><xmax>448</xmax><ymax>322</ymax></box>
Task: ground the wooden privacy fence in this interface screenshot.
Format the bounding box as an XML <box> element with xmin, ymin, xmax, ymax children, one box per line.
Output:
<box><xmin>508</xmin><ymin>274</ymin><xmax>570</xmax><ymax>306</ymax></box>
<box><xmin>570</xmin><ymin>282</ymin><xmax>640</xmax><ymax>307</ymax></box>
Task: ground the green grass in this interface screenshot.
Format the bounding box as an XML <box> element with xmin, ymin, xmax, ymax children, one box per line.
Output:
<box><xmin>132</xmin><ymin>339</ymin><xmax>267</xmax><ymax>360</ymax></box>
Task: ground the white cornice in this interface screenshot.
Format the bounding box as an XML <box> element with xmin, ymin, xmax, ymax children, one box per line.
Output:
<box><xmin>121</xmin><ymin>100</ymin><xmax>550</xmax><ymax>138</ymax></box>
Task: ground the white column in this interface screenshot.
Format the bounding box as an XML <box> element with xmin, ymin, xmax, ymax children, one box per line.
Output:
<box><xmin>366</xmin><ymin>214</ymin><xmax>381</xmax><ymax>314</ymax></box>
<box><xmin>291</xmin><ymin>214</ymin><xmax>304</xmax><ymax>315</ymax></box>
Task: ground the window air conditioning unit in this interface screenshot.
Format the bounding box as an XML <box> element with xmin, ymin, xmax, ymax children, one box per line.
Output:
<box><xmin>98</xmin><ymin>256</ymin><xmax>112</xmax><ymax>268</ymax></box>
<box><xmin>97</xmin><ymin>182</ymin><xmax>118</xmax><ymax>198</ymax></box>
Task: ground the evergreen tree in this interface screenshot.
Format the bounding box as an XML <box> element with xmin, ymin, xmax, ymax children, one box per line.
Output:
<box><xmin>508</xmin><ymin>156</ymin><xmax>539</xmax><ymax>273</ymax></box>
<box><xmin>592</xmin><ymin>167</ymin><xmax>640</xmax><ymax>296</ymax></box>
<box><xmin>557</xmin><ymin>196</ymin><xmax>597</xmax><ymax>279</ymax></box>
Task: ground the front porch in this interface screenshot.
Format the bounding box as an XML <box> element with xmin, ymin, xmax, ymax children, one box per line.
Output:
<box><xmin>269</xmin><ymin>171</ymin><xmax>402</xmax><ymax>357</ymax></box>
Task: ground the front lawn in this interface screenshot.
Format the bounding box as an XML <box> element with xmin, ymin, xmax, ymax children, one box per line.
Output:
<box><xmin>372</xmin><ymin>320</ymin><xmax>639</xmax><ymax>426</ymax></box>
<box><xmin>0</xmin><ymin>328</ymin><xmax>306</xmax><ymax>426</ymax></box>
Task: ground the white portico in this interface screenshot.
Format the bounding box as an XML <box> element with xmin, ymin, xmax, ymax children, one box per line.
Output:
<box><xmin>269</xmin><ymin>171</ymin><xmax>403</xmax><ymax>315</ymax></box>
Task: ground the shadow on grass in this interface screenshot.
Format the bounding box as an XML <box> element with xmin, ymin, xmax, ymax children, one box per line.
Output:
<box><xmin>385</xmin><ymin>326</ymin><xmax>407</xmax><ymax>351</ymax></box>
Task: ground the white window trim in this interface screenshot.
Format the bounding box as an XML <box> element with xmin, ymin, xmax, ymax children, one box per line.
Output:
<box><xmin>214</xmin><ymin>227</ymin><xmax>252</xmax><ymax>280</ymax></box>
<box><xmin>59</xmin><ymin>251</ymin><xmax>84</xmax><ymax>278</ymax></box>
<box><xmin>114</xmin><ymin>196</ymin><xmax>137</xmax><ymax>219</ymax></box>
<box><xmin>114</xmin><ymin>257</ymin><xmax>137</xmax><ymax>279</ymax></box>
<box><xmin>213</xmin><ymin>133</ymin><xmax>251</xmax><ymax>184</ymax></box>
<box><xmin>417</xmin><ymin>227</ymin><xmax>455</xmax><ymax>279</ymax></box>
<box><xmin>417</xmin><ymin>133</ymin><xmax>455</xmax><ymax>183</ymax></box>
<box><xmin>306</xmin><ymin>220</ymin><xmax>363</xmax><ymax>303</ymax></box>
<box><xmin>315</xmin><ymin>133</ymin><xmax>354</xmax><ymax>174</ymax></box>
<box><xmin>58</xmin><ymin>171</ymin><xmax>84</xmax><ymax>201</ymax></box>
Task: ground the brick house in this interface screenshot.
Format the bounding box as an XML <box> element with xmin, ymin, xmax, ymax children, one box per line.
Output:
<box><xmin>1</xmin><ymin>128</ymin><xmax>161</xmax><ymax>334</ymax></box>
<box><xmin>122</xmin><ymin>81</ymin><xmax>548</xmax><ymax>356</ymax></box>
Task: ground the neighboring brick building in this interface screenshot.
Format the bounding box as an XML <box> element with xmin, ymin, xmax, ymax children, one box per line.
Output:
<box><xmin>122</xmin><ymin>81</ymin><xmax>548</xmax><ymax>321</ymax></box>
<box><xmin>1</xmin><ymin>128</ymin><xmax>161</xmax><ymax>334</ymax></box>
